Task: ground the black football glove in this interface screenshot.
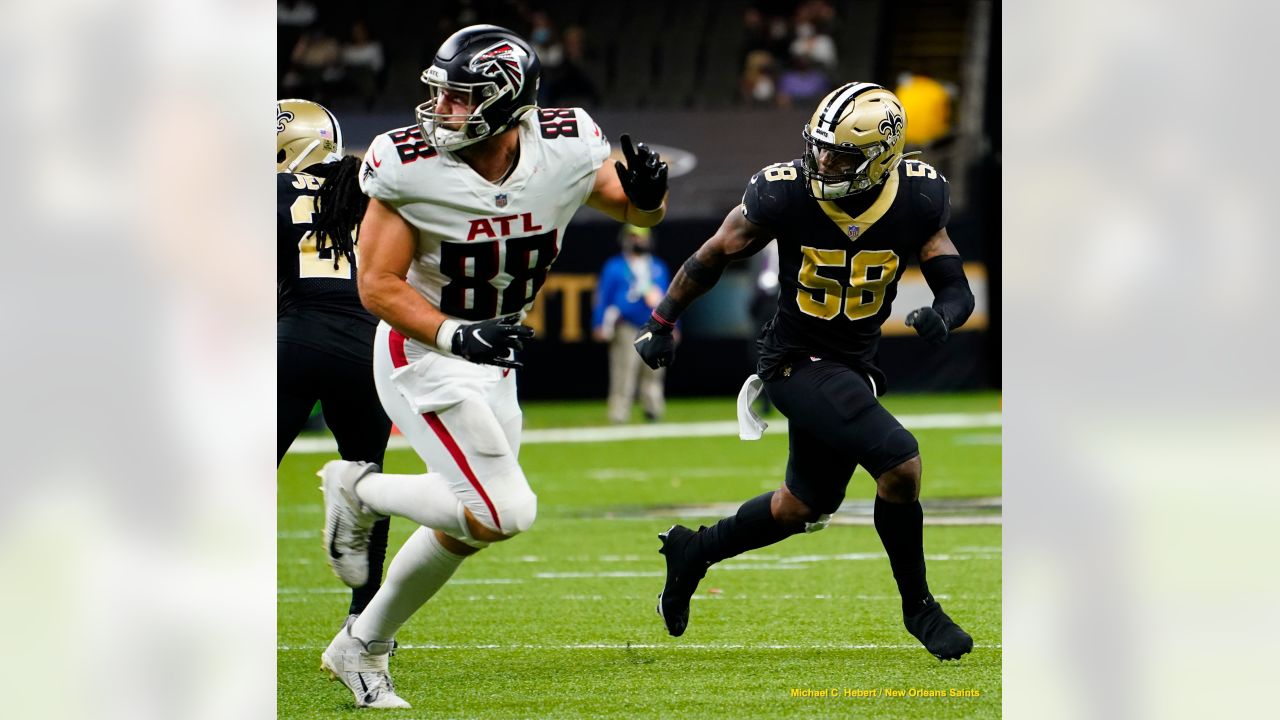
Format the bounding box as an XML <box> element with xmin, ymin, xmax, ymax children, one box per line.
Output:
<box><xmin>614</xmin><ymin>133</ymin><xmax>668</xmax><ymax>212</ymax></box>
<box><xmin>451</xmin><ymin>314</ymin><xmax>535</xmax><ymax>368</ymax></box>
<box><xmin>633</xmin><ymin>316</ymin><xmax>676</xmax><ymax>369</ymax></box>
<box><xmin>905</xmin><ymin>306</ymin><xmax>949</xmax><ymax>345</ymax></box>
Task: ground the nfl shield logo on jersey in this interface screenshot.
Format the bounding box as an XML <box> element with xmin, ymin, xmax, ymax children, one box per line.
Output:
<box><xmin>495</xmin><ymin>193</ymin><xmax>509</xmax><ymax>208</ymax></box>
<box><xmin>847</xmin><ymin>224</ymin><xmax>860</xmax><ymax>238</ymax></box>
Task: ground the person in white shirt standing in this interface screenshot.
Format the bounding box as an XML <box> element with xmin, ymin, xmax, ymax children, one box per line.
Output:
<box><xmin>316</xmin><ymin>25</ymin><xmax>668</xmax><ymax>709</ymax></box>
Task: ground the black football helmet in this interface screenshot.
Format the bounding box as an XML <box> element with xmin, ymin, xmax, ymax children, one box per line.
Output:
<box><xmin>416</xmin><ymin>25</ymin><xmax>541</xmax><ymax>151</ymax></box>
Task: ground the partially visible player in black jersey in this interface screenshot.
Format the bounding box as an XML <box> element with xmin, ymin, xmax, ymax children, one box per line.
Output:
<box><xmin>633</xmin><ymin>83</ymin><xmax>976</xmax><ymax>660</ymax></box>
<box><xmin>277</xmin><ymin>99</ymin><xmax>392</xmax><ymax>617</ymax></box>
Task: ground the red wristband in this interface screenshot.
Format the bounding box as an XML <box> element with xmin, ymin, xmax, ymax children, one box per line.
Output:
<box><xmin>650</xmin><ymin>310</ymin><xmax>675</xmax><ymax>328</ymax></box>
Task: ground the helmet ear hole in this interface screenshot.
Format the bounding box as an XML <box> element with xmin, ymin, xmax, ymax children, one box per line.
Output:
<box><xmin>277</xmin><ymin>149</ymin><xmax>286</xmax><ymax>163</ymax></box>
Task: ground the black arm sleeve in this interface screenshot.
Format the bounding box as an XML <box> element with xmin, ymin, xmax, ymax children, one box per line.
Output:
<box><xmin>651</xmin><ymin>255</ymin><xmax>722</xmax><ymax>326</ymax></box>
<box><xmin>920</xmin><ymin>254</ymin><xmax>974</xmax><ymax>331</ymax></box>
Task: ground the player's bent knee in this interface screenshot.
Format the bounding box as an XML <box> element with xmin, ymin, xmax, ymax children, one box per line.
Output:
<box><xmin>877</xmin><ymin>456</ymin><xmax>922</xmax><ymax>503</ymax></box>
<box><xmin>463</xmin><ymin>510</ymin><xmax>506</xmax><ymax>543</ymax></box>
<box><xmin>466</xmin><ymin>491</ymin><xmax>538</xmax><ymax>541</ymax></box>
<box><xmin>500</xmin><ymin>492</ymin><xmax>538</xmax><ymax>535</ymax></box>
<box><xmin>436</xmin><ymin>530</ymin><xmax>484</xmax><ymax>556</ymax></box>
<box><xmin>773</xmin><ymin>486</ymin><xmax>822</xmax><ymax>527</ymax></box>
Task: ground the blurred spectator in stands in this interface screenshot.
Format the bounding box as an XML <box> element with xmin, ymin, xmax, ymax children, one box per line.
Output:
<box><xmin>530</xmin><ymin>11</ymin><xmax>564</xmax><ymax>105</ymax></box>
<box><xmin>547</xmin><ymin>25</ymin><xmax>601</xmax><ymax>107</ymax></box>
<box><xmin>789</xmin><ymin>17</ymin><xmax>836</xmax><ymax>73</ymax></box>
<box><xmin>530</xmin><ymin>11</ymin><xmax>563</xmax><ymax>69</ymax></box>
<box><xmin>767</xmin><ymin>13</ymin><xmax>792</xmax><ymax>53</ymax></box>
<box><xmin>277</xmin><ymin>1</ymin><xmax>318</xmax><ymax>85</ymax></box>
<box><xmin>740</xmin><ymin>7</ymin><xmax>780</xmax><ymax>66</ymax></box>
<box><xmin>340</xmin><ymin>20</ymin><xmax>385</xmax><ymax>110</ymax></box>
<box><xmin>278</xmin><ymin>0</ymin><xmax>317</xmax><ymax>26</ymax></box>
<box><xmin>743</xmin><ymin>4</ymin><xmax>795</xmax><ymax>61</ymax></box>
<box><xmin>776</xmin><ymin>53</ymin><xmax>831</xmax><ymax>108</ymax></box>
<box><xmin>740</xmin><ymin>50</ymin><xmax>777</xmax><ymax>106</ymax></box>
<box><xmin>592</xmin><ymin>225</ymin><xmax>671</xmax><ymax>424</ymax></box>
<box><xmin>741</xmin><ymin>6</ymin><xmax>768</xmax><ymax>56</ymax></box>
<box><xmin>797</xmin><ymin>0</ymin><xmax>836</xmax><ymax>34</ymax></box>
<box><xmin>282</xmin><ymin>27</ymin><xmax>341</xmax><ymax>102</ymax></box>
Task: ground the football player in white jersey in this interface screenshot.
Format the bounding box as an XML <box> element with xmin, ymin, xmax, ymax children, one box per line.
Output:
<box><xmin>316</xmin><ymin>25</ymin><xmax>668</xmax><ymax>709</ymax></box>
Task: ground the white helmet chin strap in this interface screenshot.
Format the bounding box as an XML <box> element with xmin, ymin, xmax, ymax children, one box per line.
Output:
<box><xmin>284</xmin><ymin>139</ymin><xmax>343</xmax><ymax>172</ymax></box>
<box><xmin>286</xmin><ymin>139</ymin><xmax>321</xmax><ymax>173</ymax></box>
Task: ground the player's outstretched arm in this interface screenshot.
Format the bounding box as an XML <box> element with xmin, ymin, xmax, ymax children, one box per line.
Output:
<box><xmin>633</xmin><ymin>205</ymin><xmax>773</xmax><ymax>368</ymax></box>
<box><xmin>357</xmin><ymin>198</ymin><xmax>532</xmax><ymax>367</ymax></box>
<box><xmin>586</xmin><ymin>134</ymin><xmax>668</xmax><ymax>227</ymax></box>
<box><xmin>904</xmin><ymin>227</ymin><xmax>976</xmax><ymax>345</ymax></box>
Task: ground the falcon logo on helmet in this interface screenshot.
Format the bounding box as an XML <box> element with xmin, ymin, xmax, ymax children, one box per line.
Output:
<box><xmin>468</xmin><ymin>41</ymin><xmax>526</xmax><ymax>92</ymax></box>
<box><xmin>416</xmin><ymin>25</ymin><xmax>542</xmax><ymax>152</ymax></box>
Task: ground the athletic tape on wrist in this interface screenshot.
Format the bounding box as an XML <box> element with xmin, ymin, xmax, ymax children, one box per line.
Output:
<box><xmin>435</xmin><ymin>318</ymin><xmax>461</xmax><ymax>353</ymax></box>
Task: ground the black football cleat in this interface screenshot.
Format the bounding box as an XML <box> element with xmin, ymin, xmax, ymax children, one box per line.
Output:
<box><xmin>903</xmin><ymin>596</ymin><xmax>974</xmax><ymax>660</ymax></box>
<box><xmin>656</xmin><ymin>524</ymin><xmax>709</xmax><ymax>637</ymax></box>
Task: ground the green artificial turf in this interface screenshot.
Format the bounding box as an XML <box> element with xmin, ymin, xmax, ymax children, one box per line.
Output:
<box><xmin>279</xmin><ymin>394</ymin><xmax>1001</xmax><ymax>719</ymax></box>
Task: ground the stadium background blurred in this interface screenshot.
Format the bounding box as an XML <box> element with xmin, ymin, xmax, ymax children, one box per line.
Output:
<box><xmin>278</xmin><ymin>3</ymin><xmax>1002</xmax><ymax>718</ymax></box>
<box><xmin>19</xmin><ymin>1</ymin><xmax>1280</xmax><ymax>719</ymax></box>
<box><xmin>278</xmin><ymin>0</ymin><xmax>1000</xmax><ymax>402</ymax></box>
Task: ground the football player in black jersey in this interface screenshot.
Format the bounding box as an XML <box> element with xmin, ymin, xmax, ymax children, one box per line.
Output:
<box><xmin>277</xmin><ymin>99</ymin><xmax>393</xmax><ymax>618</ymax></box>
<box><xmin>633</xmin><ymin>83</ymin><xmax>976</xmax><ymax>660</ymax></box>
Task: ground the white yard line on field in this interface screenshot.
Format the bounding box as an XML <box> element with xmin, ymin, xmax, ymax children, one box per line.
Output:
<box><xmin>286</xmin><ymin>412</ymin><xmax>1002</xmax><ymax>454</ymax></box>
<box><xmin>279</xmin><ymin>641</ymin><xmax>1001</xmax><ymax>651</ymax></box>
<box><xmin>278</xmin><ymin>578</ymin><xmax>522</xmax><ymax>594</ymax></box>
<box><xmin>535</xmin><ymin>571</ymin><xmax>664</xmax><ymax>579</ymax></box>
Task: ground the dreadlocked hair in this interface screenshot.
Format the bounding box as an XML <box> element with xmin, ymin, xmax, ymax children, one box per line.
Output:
<box><xmin>311</xmin><ymin>155</ymin><xmax>369</xmax><ymax>270</ymax></box>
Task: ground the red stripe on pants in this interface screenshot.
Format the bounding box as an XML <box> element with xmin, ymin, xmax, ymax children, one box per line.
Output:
<box><xmin>388</xmin><ymin>327</ymin><xmax>503</xmax><ymax>531</ymax></box>
<box><xmin>422</xmin><ymin>412</ymin><xmax>502</xmax><ymax>530</ymax></box>
<box><xmin>389</xmin><ymin>328</ymin><xmax>409</xmax><ymax>369</ymax></box>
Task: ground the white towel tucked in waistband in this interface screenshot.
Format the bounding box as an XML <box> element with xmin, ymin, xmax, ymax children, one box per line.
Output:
<box><xmin>736</xmin><ymin>374</ymin><xmax>768</xmax><ymax>440</ymax></box>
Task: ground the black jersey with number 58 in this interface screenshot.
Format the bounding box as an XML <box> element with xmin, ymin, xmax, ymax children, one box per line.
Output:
<box><xmin>742</xmin><ymin>158</ymin><xmax>950</xmax><ymax>389</ymax></box>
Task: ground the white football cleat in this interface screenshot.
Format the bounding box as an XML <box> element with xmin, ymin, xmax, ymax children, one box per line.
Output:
<box><xmin>319</xmin><ymin>460</ymin><xmax>383</xmax><ymax>588</ymax></box>
<box><xmin>320</xmin><ymin>617</ymin><xmax>410</xmax><ymax>709</ymax></box>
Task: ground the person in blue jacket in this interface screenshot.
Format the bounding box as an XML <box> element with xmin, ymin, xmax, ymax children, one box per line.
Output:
<box><xmin>592</xmin><ymin>225</ymin><xmax>672</xmax><ymax>423</ymax></box>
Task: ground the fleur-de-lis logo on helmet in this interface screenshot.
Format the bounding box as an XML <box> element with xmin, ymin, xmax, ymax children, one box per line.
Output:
<box><xmin>276</xmin><ymin>104</ymin><xmax>295</xmax><ymax>134</ymax></box>
<box><xmin>878</xmin><ymin>108</ymin><xmax>903</xmax><ymax>146</ymax></box>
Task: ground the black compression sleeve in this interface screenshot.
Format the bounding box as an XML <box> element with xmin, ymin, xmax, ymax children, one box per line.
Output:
<box><xmin>681</xmin><ymin>255</ymin><xmax>725</xmax><ymax>286</ymax></box>
<box><xmin>920</xmin><ymin>254</ymin><xmax>975</xmax><ymax>330</ymax></box>
<box><xmin>651</xmin><ymin>255</ymin><xmax>727</xmax><ymax>326</ymax></box>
